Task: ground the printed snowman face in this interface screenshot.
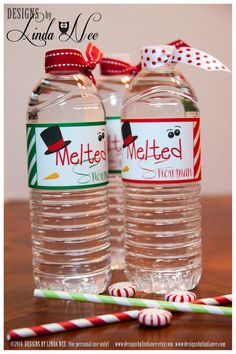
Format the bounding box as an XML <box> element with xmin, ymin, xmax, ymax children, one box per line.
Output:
<box><xmin>32</xmin><ymin>124</ymin><xmax>108</xmax><ymax>188</ymax></box>
<box><xmin>97</xmin><ymin>129</ymin><xmax>105</xmax><ymax>142</ymax></box>
<box><xmin>167</xmin><ymin>126</ymin><xmax>181</xmax><ymax>139</ymax></box>
<box><xmin>138</xmin><ymin>126</ymin><xmax>182</xmax><ymax>179</ymax></box>
<box><xmin>122</xmin><ymin>119</ymin><xmax>197</xmax><ymax>183</ymax></box>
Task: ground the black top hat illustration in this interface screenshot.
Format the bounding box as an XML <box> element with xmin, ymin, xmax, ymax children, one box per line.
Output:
<box><xmin>121</xmin><ymin>121</ymin><xmax>138</xmax><ymax>148</ymax></box>
<box><xmin>40</xmin><ymin>126</ymin><xmax>71</xmax><ymax>155</ymax></box>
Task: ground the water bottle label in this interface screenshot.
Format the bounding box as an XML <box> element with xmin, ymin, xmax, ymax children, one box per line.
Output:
<box><xmin>107</xmin><ymin>117</ymin><xmax>122</xmax><ymax>173</ymax></box>
<box><xmin>121</xmin><ymin>118</ymin><xmax>201</xmax><ymax>183</ymax></box>
<box><xmin>26</xmin><ymin>122</ymin><xmax>109</xmax><ymax>189</ymax></box>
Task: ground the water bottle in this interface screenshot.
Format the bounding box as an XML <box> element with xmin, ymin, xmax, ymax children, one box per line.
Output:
<box><xmin>26</xmin><ymin>46</ymin><xmax>111</xmax><ymax>293</ymax></box>
<box><xmin>121</xmin><ymin>44</ymin><xmax>229</xmax><ymax>293</ymax></box>
<box><xmin>97</xmin><ymin>54</ymin><xmax>139</xmax><ymax>269</ymax></box>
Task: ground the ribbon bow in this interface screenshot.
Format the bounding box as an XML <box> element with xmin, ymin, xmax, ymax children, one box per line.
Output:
<box><xmin>100</xmin><ymin>40</ymin><xmax>197</xmax><ymax>76</ymax></box>
<box><xmin>79</xmin><ymin>42</ymin><xmax>103</xmax><ymax>84</ymax></box>
<box><xmin>100</xmin><ymin>58</ymin><xmax>141</xmax><ymax>76</ymax></box>
<box><xmin>142</xmin><ymin>41</ymin><xmax>230</xmax><ymax>72</ymax></box>
<box><xmin>45</xmin><ymin>43</ymin><xmax>103</xmax><ymax>84</ymax></box>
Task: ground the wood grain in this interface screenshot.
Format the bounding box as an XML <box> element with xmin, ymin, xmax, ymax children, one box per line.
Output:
<box><xmin>4</xmin><ymin>197</ymin><xmax>232</xmax><ymax>350</ymax></box>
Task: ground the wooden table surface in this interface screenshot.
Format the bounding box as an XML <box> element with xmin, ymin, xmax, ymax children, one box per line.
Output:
<box><xmin>4</xmin><ymin>197</ymin><xmax>232</xmax><ymax>350</ymax></box>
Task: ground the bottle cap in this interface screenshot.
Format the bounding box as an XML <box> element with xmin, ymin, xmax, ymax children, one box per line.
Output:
<box><xmin>141</xmin><ymin>45</ymin><xmax>175</xmax><ymax>71</ymax></box>
<box><xmin>45</xmin><ymin>48</ymin><xmax>84</xmax><ymax>74</ymax></box>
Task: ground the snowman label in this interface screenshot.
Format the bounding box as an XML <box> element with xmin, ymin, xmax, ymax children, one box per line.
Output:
<box><xmin>27</xmin><ymin>122</ymin><xmax>108</xmax><ymax>189</ymax></box>
<box><xmin>121</xmin><ymin>118</ymin><xmax>201</xmax><ymax>183</ymax></box>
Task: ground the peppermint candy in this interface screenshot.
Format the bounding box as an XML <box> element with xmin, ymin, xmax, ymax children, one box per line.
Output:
<box><xmin>108</xmin><ymin>282</ymin><xmax>137</xmax><ymax>297</ymax></box>
<box><xmin>165</xmin><ymin>291</ymin><xmax>197</xmax><ymax>302</ymax></box>
<box><xmin>138</xmin><ymin>308</ymin><xmax>172</xmax><ymax>327</ymax></box>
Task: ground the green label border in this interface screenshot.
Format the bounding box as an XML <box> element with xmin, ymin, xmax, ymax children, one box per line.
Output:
<box><xmin>29</xmin><ymin>181</ymin><xmax>109</xmax><ymax>190</ymax></box>
<box><xmin>106</xmin><ymin>116</ymin><xmax>120</xmax><ymax>120</ymax></box>
<box><xmin>27</xmin><ymin>121</ymin><xmax>106</xmax><ymax>128</ymax></box>
<box><xmin>109</xmin><ymin>170</ymin><xmax>121</xmax><ymax>174</ymax></box>
<box><xmin>27</xmin><ymin>125</ymin><xmax>38</xmax><ymax>188</ymax></box>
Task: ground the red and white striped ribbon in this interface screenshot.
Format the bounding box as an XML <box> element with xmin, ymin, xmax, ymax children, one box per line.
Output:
<box><xmin>100</xmin><ymin>58</ymin><xmax>141</xmax><ymax>76</ymax></box>
<box><xmin>45</xmin><ymin>42</ymin><xmax>103</xmax><ymax>84</ymax></box>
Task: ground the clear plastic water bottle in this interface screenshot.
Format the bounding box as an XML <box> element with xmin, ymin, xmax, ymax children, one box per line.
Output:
<box><xmin>97</xmin><ymin>54</ymin><xmax>137</xmax><ymax>269</ymax></box>
<box><xmin>26</xmin><ymin>47</ymin><xmax>111</xmax><ymax>293</ymax></box>
<box><xmin>121</xmin><ymin>45</ymin><xmax>202</xmax><ymax>293</ymax></box>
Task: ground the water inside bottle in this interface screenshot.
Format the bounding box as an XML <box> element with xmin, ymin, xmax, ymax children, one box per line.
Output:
<box><xmin>97</xmin><ymin>72</ymin><xmax>133</xmax><ymax>269</ymax></box>
<box><xmin>122</xmin><ymin>64</ymin><xmax>202</xmax><ymax>293</ymax></box>
<box><xmin>27</xmin><ymin>73</ymin><xmax>111</xmax><ymax>293</ymax></box>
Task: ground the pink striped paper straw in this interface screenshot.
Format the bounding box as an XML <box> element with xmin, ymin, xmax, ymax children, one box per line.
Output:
<box><xmin>191</xmin><ymin>294</ymin><xmax>232</xmax><ymax>306</ymax></box>
<box><xmin>7</xmin><ymin>310</ymin><xmax>139</xmax><ymax>341</ymax></box>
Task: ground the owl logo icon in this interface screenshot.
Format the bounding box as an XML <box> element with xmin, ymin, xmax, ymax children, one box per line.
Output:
<box><xmin>59</xmin><ymin>21</ymin><xmax>69</xmax><ymax>34</ymax></box>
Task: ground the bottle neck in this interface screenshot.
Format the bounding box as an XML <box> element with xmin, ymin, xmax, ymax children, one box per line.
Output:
<box><xmin>44</xmin><ymin>72</ymin><xmax>96</xmax><ymax>91</ymax></box>
<box><xmin>99</xmin><ymin>73</ymin><xmax>134</xmax><ymax>85</ymax></box>
<box><xmin>142</xmin><ymin>63</ymin><xmax>177</xmax><ymax>74</ymax></box>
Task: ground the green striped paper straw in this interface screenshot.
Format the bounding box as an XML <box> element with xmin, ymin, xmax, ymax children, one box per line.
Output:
<box><xmin>34</xmin><ymin>289</ymin><xmax>232</xmax><ymax>317</ymax></box>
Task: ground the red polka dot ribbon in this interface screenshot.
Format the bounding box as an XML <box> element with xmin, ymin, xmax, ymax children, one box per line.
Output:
<box><xmin>100</xmin><ymin>40</ymin><xmax>188</xmax><ymax>76</ymax></box>
<box><xmin>45</xmin><ymin>42</ymin><xmax>103</xmax><ymax>84</ymax></box>
<box><xmin>141</xmin><ymin>44</ymin><xmax>230</xmax><ymax>72</ymax></box>
<box><xmin>100</xmin><ymin>58</ymin><xmax>141</xmax><ymax>76</ymax></box>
